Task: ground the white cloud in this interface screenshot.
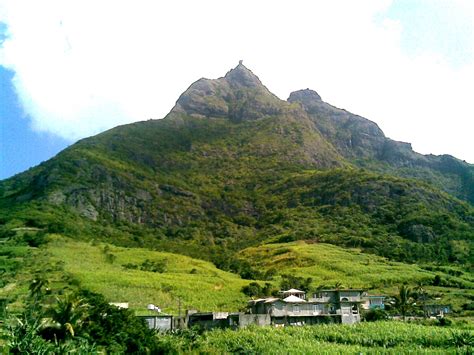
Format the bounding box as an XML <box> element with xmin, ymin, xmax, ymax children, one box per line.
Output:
<box><xmin>0</xmin><ymin>0</ymin><xmax>473</xmax><ymax>162</ymax></box>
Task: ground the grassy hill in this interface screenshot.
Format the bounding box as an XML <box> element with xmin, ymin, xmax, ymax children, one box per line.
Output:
<box><xmin>238</xmin><ymin>241</ymin><xmax>474</xmax><ymax>312</ymax></box>
<box><xmin>3</xmin><ymin>235</ymin><xmax>472</xmax><ymax>316</ymax></box>
<box><xmin>1</xmin><ymin>63</ymin><xmax>473</xmax><ymax>326</ymax></box>
<box><xmin>46</xmin><ymin>237</ymin><xmax>249</xmax><ymax>314</ymax></box>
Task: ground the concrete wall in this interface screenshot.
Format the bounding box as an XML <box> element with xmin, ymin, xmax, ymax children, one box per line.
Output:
<box><xmin>141</xmin><ymin>316</ymin><xmax>173</xmax><ymax>331</ymax></box>
<box><xmin>341</xmin><ymin>313</ymin><xmax>360</xmax><ymax>324</ymax></box>
<box><xmin>272</xmin><ymin>315</ymin><xmax>342</xmax><ymax>326</ymax></box>
<box><xmin>239</xmin><ymin>314</ymin><xmax>271</xmax><ymax>328</ymax></box>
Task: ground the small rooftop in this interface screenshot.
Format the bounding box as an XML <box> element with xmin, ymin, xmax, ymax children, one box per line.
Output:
<box><xmin>315</xmin><ymin>289</ymin><xmax>365</xmax><ymax>292</ymax></box>
<box><xmin>280</xmin><ymin>288</ymin><xmax>305</xmax><ymax>294</ymax></box>
<box><xmin>283</xmin><ymin>295</ymin><xmax>307</xmax><ymax>303</ymax></box>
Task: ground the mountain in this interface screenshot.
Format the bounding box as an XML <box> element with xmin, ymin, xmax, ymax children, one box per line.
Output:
<box><xmin>287</xmin><ymin>88</ymin><xmax>474</xmax><ymax>204</ymax></box>
<box><xmin>1</xmin><ymin>63</ymin><xmax>473</xmax><ymax>267</ymax></box>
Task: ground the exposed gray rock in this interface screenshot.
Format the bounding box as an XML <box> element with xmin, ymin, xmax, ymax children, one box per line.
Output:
<box><xmin>169</xmin><ymin>62</ymin><xmax>282</xmax><ymax>122</ymax></box>
<box><xmin>288</xmin><ymin>89</ymin><xmax>322</xmax><ymax>105</ymax></box>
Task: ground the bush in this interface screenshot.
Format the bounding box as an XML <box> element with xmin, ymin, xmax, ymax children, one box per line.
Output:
<box><xmin>363</xmin><ymin>309</ymin><xmax>388</xmax><ymax>322</ymax></box>
<box><xmin>437</xmin><ymin>317</ymin><xmax>452</xmax><ymax>327</ymax></box>
<box><xmin>23</xmin><ymin>231</ymin><xmax>47</xmax><ymax>247</ymax></box>
<box><xmin>241</xmin><ymin>282</ymin><xmax>274</xmax><ymax>298</ymax></box>
<box><xmin>75</xmin><ymin>289</ymin><xmax>161</xmax><ymax>352</ymax></box>
<box><xmin>123</xmin><ymin>259</ymin><xmax>167</xmax><ymax>273</ymax></box>
<box><xmin>242</xmin><ymin>282</ymin><xmax>262</xmax><ymax>298</ymax></box>
<box><xmin>433</xmin><ymin>275</ymin><xmax>442</xmax><ymax>286</ymax></box>
<box><xmin>280</xmin><ymin>274</ymin><xmax>312</xmax><ymax>292</ymax></box>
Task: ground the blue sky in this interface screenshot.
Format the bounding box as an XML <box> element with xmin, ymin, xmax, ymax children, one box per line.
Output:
<box><xmin>383</xmin><ymin>0</ymin><xmax>473</xmax><ymax>67</ymax></box>
<box><xmin>0</xmin><ymin>1</ymin><xmax>473</xmax><ymax>180</ymax></box>
<box><xmin>0</xmin><ymin>66</ymin><xmax>69</xmax><ymax>179</ymax></box>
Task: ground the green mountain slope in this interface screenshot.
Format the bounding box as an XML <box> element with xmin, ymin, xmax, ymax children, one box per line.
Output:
<box><xmin>288</xmin><ymin>88</ymin><xmax>474</xmax><ymax>203</ymax></box>
<box><xmin>0</xmin><ymin>63</ymin><xmax>473</xmax><ymax>268</ymax></box>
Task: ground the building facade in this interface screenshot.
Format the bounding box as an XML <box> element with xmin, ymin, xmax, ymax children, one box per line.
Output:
<box><xmin>361</xmin><ymin>295</ymin><xmax>386</xmax><ymax>310</ymax></box>
<box><xmin>248</xmin><ymin>289</ymin><xmax>364</xmax><ymax>325</ymax></box>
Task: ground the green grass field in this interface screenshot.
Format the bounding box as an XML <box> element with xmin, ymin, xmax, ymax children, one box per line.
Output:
<box><xmin>39</xmin><ymin>237</ymin><xmax>472</xmax><ymax>316</ymax></box>
<box><xmin>242</xmin><ymin>241</ymin><xmax>474</xmax><ymax>288</ymax></box>
<box><xmin>46</xmin><ymin>237</ymin><xmax>250</xmax><ymax>314</ymax></box>
<box><xmin>156</xmin><ymin>321</ymin><xmax>473</xmax><ymax>354</ymax></box>
<box><xmin>239</xmin><ymin>241</ymin><xmax>438</xmax><ymax>288</ymax></box>
<box><xmin>239</xmin><ymin>241</ymin><xmax>474</xmax><ymax>309</ymax></box>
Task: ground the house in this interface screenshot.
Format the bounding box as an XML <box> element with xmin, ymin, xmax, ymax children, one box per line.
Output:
<box><xmin>186</xmin><ymin>311</ymin><xmax>232</xmax><ymax>330</ymax></box>
<box><xmin>279</xmin><ymin>288</ymin><xmax>306</xmax><ymax>300</ymax></box>
<box><xmin>137</xmin><ymin>288</ymin><xmax>382</xmax><ymax>331</ymax></box>
<box><xmin>362</xmin><ymin>295</ymin><xmax>386</xmax><ymax>310</ymax></box>
<box><xmin>228</xmin><ymin>313</ymin><xmax>272</xmax><ymax>328</ymax></box>
<box><xmin>423</xmin><ymin>304</ymin><xmax>451</xmax><ymax>317</ymax></box>
<box><xmin>138</xmin><ymin>314</ymin><xmax>174</xmax><ymax>331</ymax></box>
<box><xmin>183</xmin><ymin>310</ymin><xmax>272</xmax><ymax>330</ymax></box>
<box><xmin>309</xmin><ymin>289</ymin><xmax>363</xmax><ymax>324</ymax></box>
<box><xmin>248</xmin><ymin>289</ymin><xmax>364</xmax><ymax>325</ymax></box>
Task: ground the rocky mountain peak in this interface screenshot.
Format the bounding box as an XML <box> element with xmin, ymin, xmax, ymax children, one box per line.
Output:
<box><xmin>169</xmin><ymin>62</ymin><xmax>282</xmax><ymax>121</ymax></box>
<box><xmin>288</xmin><ymin>89</ymin><xmax>322</xmax><ymax>104</ymax></box>
<box><xmin>224</xmin><ymin>61</ymin><xmax>263</xmax><ymax>88</ymax></box>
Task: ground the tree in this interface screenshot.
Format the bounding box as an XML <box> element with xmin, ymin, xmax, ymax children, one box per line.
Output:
<box><xmin>75</xmin><ymin>289</ymin><xmax>160</xmax><ymax>353</ymax></box>
<box><xmin>42</xmin><ymin>294</ymin><xmax>89</xmax><ymax>340</ymax></box>
<box><xmin>413</xmin><ymin>282</ymin><xmax>429</xmax><ymax>317</ymax></box>
<box><xmin>242</xmin><ymin>282</ymin><xmax>262</xmax><ymax>298</ymax></box>
<box><xmin>280</xmin><ymin>274</ymin><xmax>312</xmax><ymax>292</ymax></box>
<box><xmin>241</xmin><ymin>282</ymin><xmax>275</xmax><ymax>298</ymax></box>
<box><xmin>393</xmin><ymin>285</ymin><xmax>414</xmax><ymax>321</ymax></box>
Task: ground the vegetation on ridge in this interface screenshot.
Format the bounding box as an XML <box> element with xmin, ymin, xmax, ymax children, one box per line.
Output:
<box><xmin>1</xmin><ymin>63</ymin><xmax>474</xmax><ymax>353</ymax></box>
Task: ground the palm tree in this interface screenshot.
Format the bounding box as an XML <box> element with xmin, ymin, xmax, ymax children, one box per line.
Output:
<box><xmin>414</xmin><ymin>282</ymin><xmax>429</xmax><ymax>317</ymax></box>
<box><xmin>393</xmin><ymin>285</ymin><xmax>414</xmax><ymax>321</ymax></box>
<box><xmin>46</xmin><ymin>294</ymin><xmax>89</xmax><ymax>338</ymax></box>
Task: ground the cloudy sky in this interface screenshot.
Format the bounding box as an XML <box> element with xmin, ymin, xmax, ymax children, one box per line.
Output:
<box><xmin>1</xmin><ymin>0</ymin><xmax>473</xmax><ymax>179</ymax></box>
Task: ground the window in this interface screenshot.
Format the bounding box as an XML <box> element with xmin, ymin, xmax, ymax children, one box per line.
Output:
<box><xmin>313</xmin><ymin>304</ymin><xmax>323</xmax><ymax>312</ymax></box>
<box><xmin>293</xmin><ymin>305</ymin><xmax>300</xmax><ymax>313</ymax></box>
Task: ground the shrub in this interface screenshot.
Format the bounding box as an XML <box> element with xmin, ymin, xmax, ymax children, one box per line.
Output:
<box><xmin>433</xmin><ymin>275</ymin><xmax>442</xmax><ymax>286</ymax></box>
<box><xmin>23</xmin><ymin>231</ymin><xmax>47</xmax><ymax>247</ymax></box>
<box><xmin>363</xmin><ymin>309</ymin><xmax>388</xmax><ymax>322</ymax></box>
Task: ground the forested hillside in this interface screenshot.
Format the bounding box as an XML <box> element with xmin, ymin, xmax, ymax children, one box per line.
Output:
<box><xmin>1</xmin><ymin>63</ymin><xmax>473</xmax><ymax>267</ymax></box>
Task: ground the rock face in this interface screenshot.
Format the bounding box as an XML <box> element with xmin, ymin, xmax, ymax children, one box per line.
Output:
<box><xmin>288</xmin><ymin>86</ymin><xmax>474</xmax><ymax>202</ymax></box>
<box><xmin>170</xmin><ymin>63</ymin><xmax>282</xmax><ymax>122</ymax></box>
<box><xmin>288</xmin><ymin>88</ymin><xmax>386</xmax><ymax>158</ymax></box>
<box><xmin>288</xmin><ymin>88</ymin><xmax>322</xmax><ymax>106</ymax></box>
<box><xmin>225</xmin><ymin>62</ymin><xmax>263</xmax><ymax>88</ymax></box>
<box><xmin>0</xmin><ymin>62</ymin><xmax>473</xmax><ymax>266</ymax></box>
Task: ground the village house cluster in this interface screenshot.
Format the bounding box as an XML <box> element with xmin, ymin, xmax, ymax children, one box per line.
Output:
<box><xmin>135</xmin><ymin>288</ymin><xmax>391</xmax><ymax>331</ymax></box>
<box><xmin>111</xmin><ymin>287</ymin><xmax>451</xmax><ymax>331</ymax></box>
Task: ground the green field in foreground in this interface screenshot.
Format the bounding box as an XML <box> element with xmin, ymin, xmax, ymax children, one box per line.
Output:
<box><xmin>156</xmin><ymin>321</ymin><xmax>473</xmax><ymax>354</ymax></box>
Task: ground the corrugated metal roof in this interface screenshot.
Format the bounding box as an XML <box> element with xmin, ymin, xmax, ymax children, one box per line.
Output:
<box><xmin>264</xmin><ymin>297</ymin><xmax>280</xmax><ymax>303</ymax></box>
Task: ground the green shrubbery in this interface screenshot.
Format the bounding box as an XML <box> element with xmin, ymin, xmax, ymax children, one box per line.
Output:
<box><xmin>3</xmin><ymin>285</ymin><xmax>161</xmax><ymax>353</ymax></box>
<box><xmin>123</xmin><ymin>258</ymin><xmax>167</xmax><ymax>273</ymax></box>
<box><xmin>153</xmin><ymin>322</ymin><xmax>473</xmax><ymax>353</ymax></box>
